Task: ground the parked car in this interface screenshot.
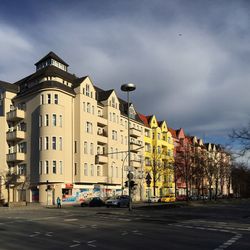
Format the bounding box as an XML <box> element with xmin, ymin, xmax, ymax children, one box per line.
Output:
<box><xmin>81</xmin><ymin>197</ymin><xmax>105</xmax><ymax>207</ymax></box>
<box><xmin>199</xmin><ymin>195</ymin><xmax>208</xmax><ymax>200</ymax></box>
<box><xmin>146</xmin><ymin>196</ymin><xmax>160</xmax><ymax>203</ymax></box>
<box><xmin>105</xmin><ymin>195</ymin><xmax>130</xmax><ymax>208</ymax></box>
<box><xmin>176</xmin><ymin>195</ymin><xmax>187</xmax><ymax>201</ymax></box>
<box><xmin>160</xmin><ymin>195</ymin><xmax>176</xmax><ymax>203</ymax></box>
<box><xmin>189</xmin><ymin>195</ymin><xmax>199</xmax><ymax>200</ymax></box>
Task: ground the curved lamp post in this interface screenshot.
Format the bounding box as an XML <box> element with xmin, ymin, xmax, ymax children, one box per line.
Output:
<box><xmin>121</xmin><ymin>83</ymin><xmax>136</xmax><ymax>211</ymax></box>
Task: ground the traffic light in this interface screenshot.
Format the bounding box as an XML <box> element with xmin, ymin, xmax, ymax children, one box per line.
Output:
<box><xmin>125</xmin><ymin>180</ymin><xmax>137</xmax><ymax>189</ymax></box>
<box><xmin>130</xmin><ymin>180</ymin><xmax>137</xmax><ymax>189</ymax></box>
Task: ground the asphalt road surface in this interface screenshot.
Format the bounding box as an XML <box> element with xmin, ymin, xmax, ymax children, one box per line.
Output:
<box><xmin>0</xmin><ymin>200</ymin><xmax>250</xmax><ymax>250</ymax></box>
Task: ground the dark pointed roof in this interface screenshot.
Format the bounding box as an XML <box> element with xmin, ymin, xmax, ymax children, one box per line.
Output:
<box><xmin>73</xmin><ymin>76</ymin><xmax>88</xmax><ymax>88</ymax></box>
<box><xmin>35</xmin><ymin>51</ymin><xmax>69</xmax><ymax>67</ymax></box>
<box><xmin>0</xmin><ymin>80</ymin><xmax>18</xmax><ymax>93</ymax></box>
<box><xmin>94</xmin><ymin>86</ymin><xmax>114</xmax><ymax>102</ymax></box>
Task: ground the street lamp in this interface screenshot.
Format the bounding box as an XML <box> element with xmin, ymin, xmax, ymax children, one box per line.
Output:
<box><xmin>121</xmin><ymin>83</ymin><xmax>136</xmax><ymax>211</ymax></box>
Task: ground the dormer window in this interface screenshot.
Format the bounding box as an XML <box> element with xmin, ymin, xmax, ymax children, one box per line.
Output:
<box><xmin>86</xmin><ymin>84</ymin><xmax>90</xmax><ymax>97</ymax></box>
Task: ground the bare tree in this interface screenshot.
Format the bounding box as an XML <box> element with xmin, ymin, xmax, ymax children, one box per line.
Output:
<box><xmin>230</xmin><ymin>123</ymin><xmax>250</xmax><ymax>156</ymax></box>
<box><xmin>149</xmin><ymin>146</ymin><xmax>172</xmax><ymax>196</ymax></box>
<box><xmin>175</xmin><ymin>141</ymin><xmax>194</xmax><ymax>201</ymax></box>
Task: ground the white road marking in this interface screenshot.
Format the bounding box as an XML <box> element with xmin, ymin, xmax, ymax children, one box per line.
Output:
<box><xmin>213</xmin><ymin>233</ymin><xmax>242</xmax><ymax>250</ymax></box>
<box><xmin>64</xmin><ymin>218</ymin><xmax>78</xmax><ymax>222</ymax></box>
<box><xmin>69</xmin><ymin>240</ymin><xmax>80</xmax><ymax>248</ymax></box>
<box><xmin>29</xmin><ymin>232</ymin><xmax>41</xmax><ymax>237</ymax></box>
<box><xmin>45</xmin><ymin>232</ymin><xmax>53</xmax><ymax>237</ymax></box>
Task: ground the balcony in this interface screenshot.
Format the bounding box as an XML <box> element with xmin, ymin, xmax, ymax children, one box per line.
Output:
<box><xmin>97</xmin><ymin>155</ymin><xmax>108</xmax><ymax>164</ymax></box>
<box><xmin>7</xmin><ymin>109</ymin><xmax>25</xmax><ymax>122</ymax></box>
<box><xmin>130</xmin><ymin>160</ymin><xmax>141</xmax><ymax>168</ymax></box>
<box><xmin>97</xmin><ymin>131</ymin><xmax>108</xmax><ymax>145</ymax></box>
<box><xmin>130</xmin><ymin>144</ymin><xmax>141</xmax><ymax>152</ymax></box>
<box><xmin>97</xmin><ymin>116</ymin><xmax>108</xmax><ymax>127</ymax></box>
<box><xmin>130</xmin><ymin>128</ymin><xmax>141</xmax><ymax>138</ymax></box>
<box><xmin>130</xmin><ymin>137</ymin><xmax>143</xmax><ymax>146</ymax></box>
<box><xmin>7</xmin><ymin>152</ymin><xmax>25</xmax><ymax>162</ymax></box>
<box><xmin>16</xmin><ymin>175</ymin><xmax>26</xmax><ymax>183</ymax></box>
<box><xmin>6</xmin><ymin>130</ymin><xmax>25</xmax><ymax>142</ymax></box>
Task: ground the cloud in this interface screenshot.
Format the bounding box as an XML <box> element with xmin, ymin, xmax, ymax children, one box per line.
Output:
<box><xmin>1</xmin><ymin>0</ymin><xmax>250</xmax><ymax>146</ymax></box>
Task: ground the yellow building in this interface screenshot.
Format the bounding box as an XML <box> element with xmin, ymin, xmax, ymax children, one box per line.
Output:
<box><xmin>138</xmin><ymin>114</ymin><xmax>175</xmax><ymax>198</ymax></box>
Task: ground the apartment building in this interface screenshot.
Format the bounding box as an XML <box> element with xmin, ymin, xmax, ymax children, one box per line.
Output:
<box><xmin>0</xmin><ymin>52</ymin><xmax>145</xmax><ymax>205</ymax></box>
<box><xmin>138</xmin><ymin>114</ymin><xmax>175</xmax><ymax>198</ymax></box>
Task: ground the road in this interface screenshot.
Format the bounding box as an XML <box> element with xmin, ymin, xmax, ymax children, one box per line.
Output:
<box><xmin>0</xmin><ymin>200</ymin><xmax>250</xmax><ymax>249</ymax></box>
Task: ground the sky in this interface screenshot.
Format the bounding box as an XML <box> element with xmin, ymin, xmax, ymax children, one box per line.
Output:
<box><xmin>1</xmin><ymin>0</ymin><xmax>250</xmax><ymax>148</ymax></box>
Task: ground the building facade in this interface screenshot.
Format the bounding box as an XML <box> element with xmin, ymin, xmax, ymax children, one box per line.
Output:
<box><xmin>139</xmin><ymin>114</ymin><xmax>175</xmax><ymax>198</ymax></box>
<box><xmin>0</xmin><ymin>52</ymin><xmax>145</xmax><ymax>205</ymax></box>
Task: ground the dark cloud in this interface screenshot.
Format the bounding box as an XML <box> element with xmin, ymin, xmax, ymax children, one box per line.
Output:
<box><xmin>1</xmin><ymin>0</ymin><xmax>250</xmax><ymax>146</ymax></box>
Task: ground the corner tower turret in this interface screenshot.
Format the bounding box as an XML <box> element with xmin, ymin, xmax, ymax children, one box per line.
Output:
<box><xmin>35</xmin><ymin>51</ymin><xmax>69</xmax><ymax>72</ymax></box>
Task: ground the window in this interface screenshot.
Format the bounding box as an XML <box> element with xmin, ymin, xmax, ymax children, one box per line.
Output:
<box><xmin>116</xmin><ymin>166</ymin><xmax>118</xmax><ymax>178</ymax></box>
<box><xmin>84</xmin><ymin>163</ymin><xmax>88</xmax><ymax>176</ymax></box>
<box><xmin>74</xmin><ymin>141</ymin><xmax>77</xmax><ymax>153</ymax></box>
<box><xmin>86</xmin><ymin>122</ymin><xmax>93</xmax><ymax>133</ymax></box>
<box><xmin>83</xmin><ymin>102</ymin><xmax>85</xmax><ymax>112</ymax></box>
<box><xmin>111</xmin><ymin>97</ymin><xmax>116</xmax><ymax>108</ymax></box>
<box><xmin>52</xmin><ymin>114</ymin><xmax>56</xmax><ymax>126</ymax></box>
<box><xmin>59</xmin><ymin>161</ymin><xmax>63</xmax><ymax>175</ymax></box>
<box><xmin>111</xmin><ymin>165</ymin><xmax>113</xmax><ymax>177</ymax></box>
<box><xmin>54</xmin><ymin>94</ymin><xmax>58</xmax><ymax>104</ymax></box>
<box><xmin>90</xmin><ymin>143</ymin><xmax>94</xmax><ymax>155</ymax></box>
<box><xmin>120</xmin><ymin>118</ymin><xmax>123</xmax><ymax>125</ymax></box>
<box><xmin>52</xmin><ymin>136</ymin><xmax>56</xmax><ymax>150</ymax></box>
<box><xmin>125</xmin><ymin>136</ymin><xmax>127</xmax><ymax>145</ymax></box>
<box><xmin>112</xmin><ymin>130</ymin><xmax>117</xmax><ymax>140</ymax></box>
<box><xmin>86</xmin><ymin>84</ymin><xmax>90</xmax><ymax>97</ymax></box>
<box><xmin>121</xmin><ymin>135</ymin><xmax>123</xmax><ymax>144</ymax></box>
<box><xmin>125</xmin><ymin>121</ymin><xmax>128</xmax><ymax>129</ymax></box>
<box><xmin>113</xmin><ymin>113</ymin><xmax>116</xmax><ymax>123</ymax></box>
<box><xmin>47</xmin><ymin>94</ymin><xmax>51</xmax><ymax>104</ymax></box>
<box><xmin>84</xmin><ymin>141</ymin><xmax>88</xmax><ymax>154</ymax></box>
<box><xmin>158</xmin><ymin>133</ymin><xmax>161</xmax><ymax>140</ymax></box>
<box><xmin>110</xmin><ymin>147</ymin><xmax>113</xmax><ymax>159</ymax></box>
<box><xmin>52</xmin><ymin>160</ymin><xmax>56</xmax><ymax>174</ymax></box>
<box><xmin>97</xmin><ymin>166</ymin><xmax>101</xmax><ymax>176</ymax></box>
<box><xmin>59</xmin><ymin>115</ymin><xmax>62</xmax><ymax>127</ymax></box>
<box><xmin>59</xmin><ymin>137</ymin><xmax>62</xmax><ymax>150</ymax></box>
<box><xmin>92</xmin><ymin>105</ymin><xmax>94</xmax><ymax>115</ymax></box>
<box><xmin>40</xmin><ymin>94</ymin><xmax>44</xmax><ymax>105</ymax></box>
<box><xmin>91</xmin><ymin>164</ymin><xmax>94</xmax><ymax>176</ymax></box>
<box><xmin>87</xmin><ymin>102</ymin><xmax>91</xmax><ymax>113</ymax></box>
<box><xmin>82</xmin><ymin>88</ymin><xmax>85</xmax><ymax>95</ymax></box>
<box><xmin>18</xmin><ymin>164</ymin><xmax>26</xmax><ymax>175</ymax></box>
<box><xmin>74</xmin><ymin>163</ymin><xmax>77</xmax><ymax>175</ymax></box>
<box><xmin>39</xmin><ymin>137</ymin><xmax>42</xmax><ymax>150</ymax></box>
<box><xmin>45</xmin><ymin>161</ymin><xmax>49</xmax><ymax>174</ymax></box>
<box><xmin>45</xmin><ymin>137</ymin><xmax>49</xmax><ymax>150</ymax></box>
<box><xmin>39</xmin><ymin>115</ymin><xmax>42</xmax><ymax>127</ymax></box>
<box><xmin>39</xmin><ymin>161</ymin><xmax>42</xmax><ymax>175</ymax></box>
<box><xmin>45</xmin><ymin>114</ymin><xmax>49</xmax><ymax>126</ymax></box>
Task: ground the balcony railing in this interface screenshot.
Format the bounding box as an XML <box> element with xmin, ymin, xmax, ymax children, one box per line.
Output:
<box><xmin>6</xmin><ymin>130</ymin><xmax>25</xmax><ymax>141</ymax></box>
<box><xmin>97</xmin><ymin>155</ymin><xmax>108</xmax><ymax>164</ymax></box>
<box><xmin>7</xmin><ymin>152</ymin><xmax>25</xmax><ymax>162</ymax></box>
<box><xmin>6</xmin><ymin>109</ymin><xmax>25</xmax><ymax>121</ymax></box>
<box><xmin>97</xmin><ymin>116</ymin><xmax>108</xmax><ymax>127</ymax></box>
<box><xmin>130</xmin><ymin>160</ymin><xmax>141</xmax><ymax>168</ymax></box>
<box><xmin>130</xmin><ymin>128</ymin><xmax>141</xmax><ymax>138</ymax></box>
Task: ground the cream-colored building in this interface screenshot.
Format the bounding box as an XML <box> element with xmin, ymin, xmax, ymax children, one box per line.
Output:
<box><xmin>0</xmin><ymin>52</ymin><xmax>145</xmax><ymax>205</ymax></box>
